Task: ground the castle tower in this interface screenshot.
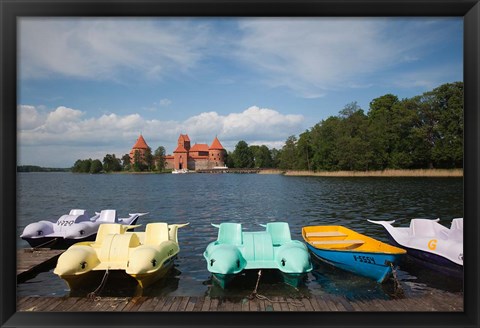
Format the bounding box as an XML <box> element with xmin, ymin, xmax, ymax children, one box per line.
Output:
<box><xmin>173</xmin><ymin>134</ymin><xmax>190</xmax><ymax>170</ymax></box>
<box><xmin>208</xmin><ymin>136</ymin><xmax>226</xmax><ymax>168</ymax></box>
<box><xmin>129</xmin><ymin>134</ymin><xmax>151</xmax><ymax>165</ymax></box>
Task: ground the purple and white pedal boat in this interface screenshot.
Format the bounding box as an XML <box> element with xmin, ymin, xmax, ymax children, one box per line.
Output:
<box><xmin>368</xmin><ymin>218</ymin><xmax>463</xmax><ymax>278</ymax></box>
<box><xmin>20</xmin><ymin>209</ymin><xmax>148</xmax><ymax>249</ymax></box>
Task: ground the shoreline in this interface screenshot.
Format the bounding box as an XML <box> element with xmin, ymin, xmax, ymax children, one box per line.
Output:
<box><xmin>278</xmin><ymin>168</ymin><xmax>463</xmax><ymax>177</ymax></box>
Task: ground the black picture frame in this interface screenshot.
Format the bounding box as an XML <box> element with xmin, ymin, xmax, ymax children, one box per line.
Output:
<box><xmin>1</xmin><ymin>0</ymin><xmax>479</xmax><ymax>327</ymax></box>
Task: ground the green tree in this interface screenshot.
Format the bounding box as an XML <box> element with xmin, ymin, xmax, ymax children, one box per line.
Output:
<box><xmin>121</xmin><ymin>154</ymin><xmax>131</xmax><ymax>171</ymax></box>
<box><xmin>296</xmin><ymin>131</ymin><xmax>313</xmax><ymax>170</ymax></box>
<box><xmin>154</xmin><ymin>146</ymin><xmax>166</xmax><ymax>171</ymax></box>
<box><xmin>335</xmin><ymin>103</ymin><xmax>371</xmax><ymax>171</ymax></box>
<box><xmin>90</xmin><ymin>159</ymin><xmax>103</xmax><ymax>174</ymax></box>
<box><xmin>133</xmin><ymin>150</ymin><xmax>143</xmax><ymax>172</ymax></box>
<box><xmin>144</xmin><ymin>148</ymin><xmax>154</xmax><ymax>171</ymax></box>
<box><xmin>231</xmin><ymin>140</ymin><xmax>254</xmax><ymax>168</ymax></box>
<box><xmin>310</xmin><ymin>117</ymin><xmax>341</xmax><ymax>171</ymax></box>
<box><xmin>103</xmin><ymin>154</ymin><xmax>121</xmax><ymax>172</ymax></box>
<box><xmin>367</xmin><ymin>94</ymin><xmax>400</xmax><ymax>169</ymax></box>
<box><xmin>250</xmin><ymin>145</ymin><xmax>273</xmax><ymax>168</ymax></box>
<box><xmin>225</xmin><ymin>151</ymin><xmax>235</xmax><ymax>168</ymax></box>
<box><xmin>277</xmin><ymin>135</ymin><xmax>297</xmax><ymax>170</ymax></box>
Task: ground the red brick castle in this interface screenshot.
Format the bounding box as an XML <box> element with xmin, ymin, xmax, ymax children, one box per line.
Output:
<box><xmin>129</xmin><ymin>134</ymin><xmax>226</xmax><ymax>171</ymax></box>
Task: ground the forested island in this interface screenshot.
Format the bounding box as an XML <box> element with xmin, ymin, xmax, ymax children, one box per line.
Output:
<box><xmin>17</xmin><ymin>165</ymin><xmax>70</xmax><ymax>172</ymax></box>
<box><xmin>71</xmin><ymin>82</ymin><xmax>462</xmax><ymax>174</ymax></box>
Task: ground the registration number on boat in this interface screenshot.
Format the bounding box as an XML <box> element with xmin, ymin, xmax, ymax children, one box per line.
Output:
<box><xmin>57</xmin><ymin>220</ymin><xmax>75</xmax><ymax>226</ymax></box>
<box><xmin>353</xmin><ymin>255</ymin><xmax>376</xmax><ymax>264</ymax></box>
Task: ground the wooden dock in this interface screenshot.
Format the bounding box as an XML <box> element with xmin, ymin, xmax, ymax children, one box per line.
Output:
<box><xmin>17</xmin><ymin>248</ymin><xmax>64</xmax><ymax>283</ymax></box>
<box><xmin>17</xmin><ymin>289</ymin><xmax>463</xmax><ymax>312</ymax></box>
<box><xmin>16</xmin><ymin>249</ymin><xmax>463</xmax><ymax>312</ymax></box>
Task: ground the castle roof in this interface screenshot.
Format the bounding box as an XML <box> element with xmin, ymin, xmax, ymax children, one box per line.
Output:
<box><xmin>190</xmin><ymin>143</ymin><xmax>210</xmax><ymax>152</ymax></box>
<box><xmin>178</xmin><ymin>134</ymin><xmax>190</xmax><ymax>142</ymax></box>
<box><xmin>209</xmin><ymin>136</ymin><xmax>225</xmax><ymax>150</ymax></box>
<box><xmin>132</xmin><ymin>134</ymin><xmax>150</xmax><ymax>149</ymax></box>
<box><xmin>174</xmin><ymin>145</ymin><xmax>188</xmax><ymax>153</ymax></box>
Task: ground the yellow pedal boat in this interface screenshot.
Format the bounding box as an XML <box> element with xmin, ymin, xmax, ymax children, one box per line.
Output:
<box><xmin>54</xmin><ymin>222</ymin><xmax>189</xmax><ymax>289</ymax></box>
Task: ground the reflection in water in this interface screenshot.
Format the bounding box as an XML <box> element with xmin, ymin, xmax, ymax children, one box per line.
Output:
<box><xmin>17</xmin><ymin>173</ymin><xmax>463</xmax><ymax>300</ymax></box>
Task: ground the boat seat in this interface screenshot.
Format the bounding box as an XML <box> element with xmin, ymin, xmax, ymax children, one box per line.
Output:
<box><xmin>218</xmin><ymin>223</ymin><xmax>243</xmax><ymax>245</ymax></box>
<box><xmin>98</xmin><ymin>209</ymin><xmax>118</xmax><ymax>223</ymax></box>
<box><xmin>69</xmin><ymin>209</ymin><xmax>86</xmax><ymax>216</ymax></box>
<box><xmin>306</xmin><ymin>231</ymin><xmax>348</xmax><ymax>238</ymax></box>
<box><xmin>266</xmin><ymin>222</ymin><xmax>291</xmax><ymax>246</ymax></box>
<box><xmin>311</xmin><ymin>239</ymin><xmax>365</xmax><ymax>245</ymax></box>
<box><xmin>450</xmin><ymin>218</ymin><xmax>463</xmax><ymax>231</ymax></box>
<box><xmin>145</xmin><ymin>223</ymin><xmax>170</xmax><ymax>245</ymax></box>
<box><xmin>409</xmin><ymin>219</ymin><xmax>447</xmax><ymax>237</ymax></box>
<box><xmin>95</xmin><ymin>223</ymin><xmax>123</xmax><ymax>245</ymax></box>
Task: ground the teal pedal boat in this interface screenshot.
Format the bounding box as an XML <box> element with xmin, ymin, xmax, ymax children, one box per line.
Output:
<box><xmin>203</xmin><ymin>222</ymin><xmax>313</xmax><ymax>288</ymax></box>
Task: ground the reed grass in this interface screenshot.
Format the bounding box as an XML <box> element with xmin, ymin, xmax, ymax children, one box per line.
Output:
<box><xmin>282</xmin><ymin>169</ymin><xmax>463</xmax><ymax>177</ymax></box>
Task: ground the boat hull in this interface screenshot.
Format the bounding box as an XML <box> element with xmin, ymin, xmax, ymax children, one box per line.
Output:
<box><xmin>211</xmin><ymin>270</ymin><xmax>307</xmax><ymax>289</ymax></box>
<box><xmin>306</xmin><ymin>244</ymin><xmax>402</xmax><ymax>283</ymax></box>
<box><xmin>384</xmin><ymin>232</ymin><xmax>463</xmax><ymax>279</ymax></box>
<box><xmin>22</xmin><ymin>217</ymin><xmax>139</xmax><ymax>249</ymax></box>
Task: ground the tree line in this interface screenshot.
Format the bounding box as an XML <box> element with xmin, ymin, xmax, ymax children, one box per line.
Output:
<box><xmin>227</xmin><ymin>82</ymin><xmax>463</xmax><ymax>171</ymax></box>
<box><xmin>72</xmin><ymin>82</ymin><xmax>463</xmax><ymax>173</ymax></box>
<box><xmin>71</xmin><ymin>146</ymin><xmax>168</xmax><ymax>173</ymax></box>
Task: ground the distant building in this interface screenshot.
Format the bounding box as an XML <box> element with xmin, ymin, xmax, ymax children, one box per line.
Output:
<box><xmin>129</xmin><ymin>134</ymin><xmax>151</xmax><ymax>165</ymax></box>
<box><xmin>165</xmin><ymin>134</ymin><xmax>226</xmax><ymax>170</ymax></box>
<box><xmin>128</xmin><ymin>133</ymin><xmax>227</xmax><ymax>171</ymax></box>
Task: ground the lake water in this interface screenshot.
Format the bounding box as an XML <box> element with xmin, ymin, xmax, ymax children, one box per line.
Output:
<box><xmin>17</xmin><ymin>172</ymin><xmax>464</xmax><ymax>299</ymax></box>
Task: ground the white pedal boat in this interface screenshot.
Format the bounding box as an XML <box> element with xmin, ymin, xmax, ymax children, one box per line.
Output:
<box><xmin>368</xmin><ymin>218</ymin><xmax>463</xmax><ymax>278</ymax></box>
<box><xmin>54</xmin><ymin>222</ymin><xmax>189</xmax><ymax>289</ymax></box>
<box><xmin>20</xmin><ymin>209</ymin><xmax>148</xmax><ymax>249</ymax></box>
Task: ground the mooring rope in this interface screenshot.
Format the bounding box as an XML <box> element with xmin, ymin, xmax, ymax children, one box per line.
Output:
<box><xmin>33</xmin><ymin>237</ymin><xmax>59</xmax><ymax>249</ymax></box>
<box><xmin>247</xmin><ymin>270</ymin><xmax>305</xmax><ymax>307</ymax></box>
<box><xmin>389</xmin><ymin>262</ymin><xmax>404</xmax><ymax>297</ymax></box>
<box><xmin>87</xmin><ymin>268</ymin><xmax>110</xmax><ymax>300</ymax></box>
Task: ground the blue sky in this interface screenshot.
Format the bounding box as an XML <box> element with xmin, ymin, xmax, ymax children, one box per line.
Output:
<box><xmin>18</xmin><ymin>17</ymin><xmax>463</xmax><ymax>167</ymax></box>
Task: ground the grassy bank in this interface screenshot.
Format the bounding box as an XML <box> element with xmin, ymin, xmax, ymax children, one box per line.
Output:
<box><xmin>282</xmin><ymin>168</ymin><xmax>463</xmax><ymax>177</ymax></box>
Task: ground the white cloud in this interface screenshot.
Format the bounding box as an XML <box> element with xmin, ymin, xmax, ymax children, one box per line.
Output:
<box><xmin>19</xmin><ymin>18</ymin><xmax>209</xmax><ymax>80</ymax></box>
<box><xmin>235</xmin><ymin>18</ymin><xmax>461</xmax><ymax>97</ymax></box>
<box><xmin>159</xmin><ymin>98</ymin><xmax>172</xmax><ymax>107</ymax></box>
<box><xmin>18</xmin><ymin>105</ymin><xmax>304</xmax><ymax>166</ymax></box>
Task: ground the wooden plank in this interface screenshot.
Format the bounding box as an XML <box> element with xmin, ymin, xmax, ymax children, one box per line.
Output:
<box><xmin>328</xmin><ymin>295</ymin><xmax>347</xmax><ymax>311</ymax></box>
<box><xmin>301</xmin><ymin>298</ymin><xmax>314</xmax><ymax>311</ymax></box>
<box><xmin>224</xmin><ymin>299</ymin><xmax>235</xmax><ymax>312</ymax></box>
<box><xmin>161</xmin><ymin>297</ymin><xmax>177</xmax><ymax>311</ymax></box>
<box><xmin>271</xmin><ymin>296</ymin><xmax>282</xmax><ymax>312</ymax></box>
<box><xmin>137</xmin><ymin>297</ymin><xmax>158</xmax><ymax>312</ymax></box>
<box><xmin>13</xmin><ymin>294</ymin><xmax>465</xmax><ymax>312</ymax></box>
<box><xmin>249</xmin><ymin>299</ymin><xmax>259</xmax><ymax>312</ymax></box>
<box><xmin>122</xmin><ymin>296</ymin><xmax>145</xmax><ymax>312</ymax></box>
<box><xmin>312</xmin><ymin>239</ymin><xmax>364</xmax><ymax>245</ymax></box>
<box><xmin>53</xmin><ymin>297</ymin><xmax>82</xmax><ymax>312</ymax></box>
<box><xmin>306</xmin><ymin>232</ymin><xmax>347</xmax><ymax>237</ymax></box>
<box><xmin>334</xmin><ymin>295</ymin><xmax>355</xmax><ymax>311</ymax></box>
<box><xmin>241</xmin><ymin>298</ymin><xmax>250</xmax><ymax>311</ymax></box>
<box><xmin>16</xmin><ymin>297</ymin><xmax>33</xmax><ymax>308</ymax></box>
<box><xmin>279</xmin><ymin>297</ymin><xmax>290</xmax><ymax>311</ymax></box>
<box><xmin>169</xmin><ymin>297</ymin><xmax>182</xmax><ymax>311</ymax></box>
<box><xmin>17</xmin><ymin>249</ymin><xmax>64</xmax><ymax>281</ymax></box>
<box><xmin>177</xmin><ymin>297</ymin><xmax>190</xmax><ymax>312</ymax></box>
<box><xmin>209</xmin><ymin>298</ymin><xmax>219</xmax><ymax>311</ymax></box>
<box><xmin>152</xmin><ymin>297</ymin><xmax>168</xmax><ymax>311</ymax></box>
<box><xmin>192</xmin><ymin>297</ymin><xmax>205</xmax><ymax>312</ymax></box>
<box><xmin>201</xmin><ymin>297</ymin><xmax>211</xmax><ymax>311</ymax></box>
<box><xmin>43</xmin><ymin>298</ymin><xmax>65</xmax><ymax>311</ymax></box>
<box><xmin>309</xmin><ymin>297</ymin><xmax>325</xmax><ymax>311</ymax></box>
<box><xmin>323</xmin><ymin>295</ymin><xmax>340</xmax><ymax>311</ymax></box>
<box><xmin>185</xmin><ymin>297</ymin><xmax>197</xmax><ymax>311</ymax></box>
